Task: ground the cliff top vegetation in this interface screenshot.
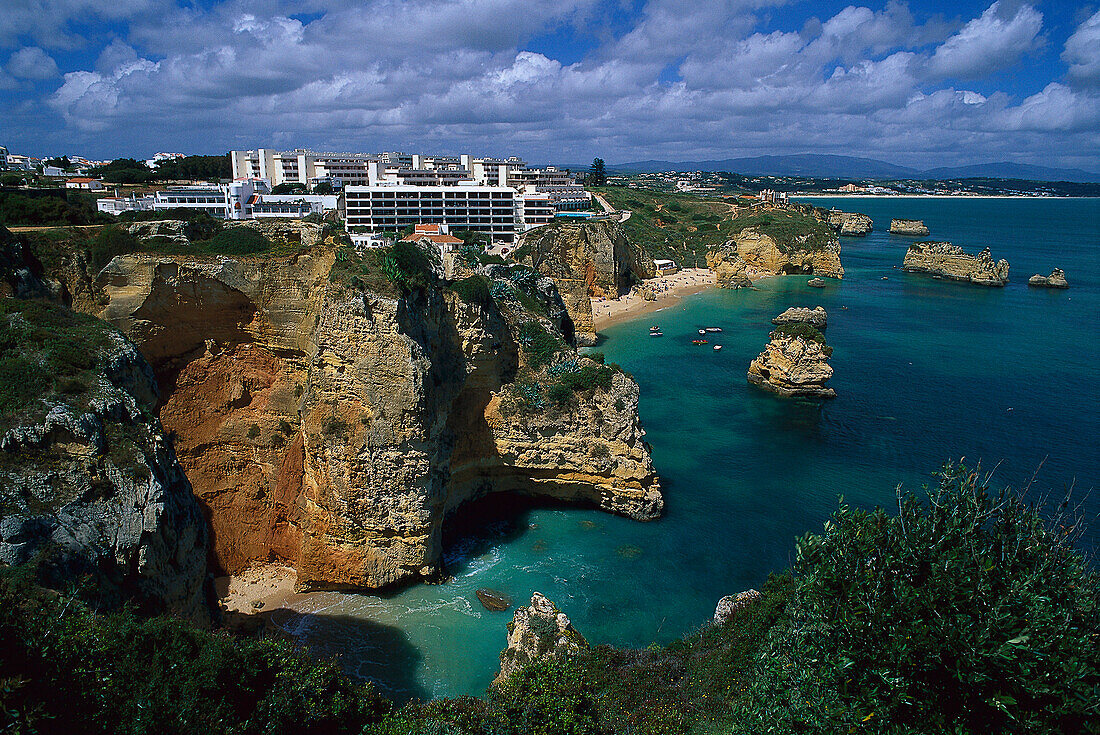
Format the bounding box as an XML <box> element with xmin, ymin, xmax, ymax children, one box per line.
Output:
<box><xmin>3</xmin><ymin>462</ymin><xmax>1093</xmax><ymax>734</ymax></box>
<box><xmin>592</xmin><ymin>186</ymin><xmax>835</xmax><ymax>262</ymax></box>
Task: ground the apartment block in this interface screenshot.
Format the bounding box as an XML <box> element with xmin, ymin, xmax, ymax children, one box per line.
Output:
<box><xmin>345</xmin><ymin>184</ymin><xmax>517</xmax><ymax>240</ymax></box>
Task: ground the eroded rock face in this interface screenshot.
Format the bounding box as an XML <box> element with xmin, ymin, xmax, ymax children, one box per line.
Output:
<box><xmin>498</xmin><ymin>592</ymin><xmax>588</xmax><ymax>682</ymax></box>
<box><xmin>827</xmin><ymin>211</ymin><xmax>873</xmax><ymax>236</ymax></box>
<box><xmin>1028</xmin><ymin>269</ymin><xmax>1069</xmax><ymax>289</ymax></box>
<box><xmin>516</xmin><ymin>220</ymin><xmax>654</xmax><ymax>345</ymax></box>
<box><xmin>75</xmin><ymin>249</ymin><xmax>661</xmax><ymax>591</ymax></box>
<box><xmin>747</xmin><ymin>325</ymin><xmax>836</xmax><ymax>398</ymax></box>
<box><xmin>889</xmin><ymin>218</ymin><xmax>929</xmax><ymax>236</ymax></box>
<box><xmin>714</xmin><ymin>589</ymin><xmax>762</xmax><ymax>625</ymax></box>
<box><xmin>902</xmin><ymin>242</ymin><xmax>1009</xmax><ymax>286</ymax></box>
<box><xmin>707</xmin><ymin>229</ymin><xmax>843</xmax><ymax>288</ymax></box>
<box><xmin>0</xmin><ymin>300</ymin><xmax>209</xmax><ymax>623</ymax></box>
<box><xmin>773</xmin><ymin>306</ymin><xmax>827</xmax><ymax>330</ymax></box>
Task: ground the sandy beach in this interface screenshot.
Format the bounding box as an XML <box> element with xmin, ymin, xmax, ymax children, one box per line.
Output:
<box><xmin>215</xmin><ymin>563</ymin><xmax>308</xmax><ymax>614</ymax></box>
<box><xmin>592</xmin><ymin>267</ymin><xmax>715</xmax><ymax>330</ymax></box>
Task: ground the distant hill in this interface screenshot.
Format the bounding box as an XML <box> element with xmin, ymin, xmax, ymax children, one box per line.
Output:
<box><xmin>610</xmin><ymin>154</ymin><xmax>1100</xmax><ymax>183</ymax></box>
<box><xmin>919</xmin><ymin>162</ymin><xmax>1100</xmax><ymax>183</ymax></box>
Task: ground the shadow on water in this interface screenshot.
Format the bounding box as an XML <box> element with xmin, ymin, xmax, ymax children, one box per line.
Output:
<box><xmin>441</xmin><ymin>491</ymin><xmax>600</xmax><ymax>577</ymax></box>
<box><xmin>269</xmin><ymin>609</ymin><xmax>430</xmax><ymax>703</ymax></box>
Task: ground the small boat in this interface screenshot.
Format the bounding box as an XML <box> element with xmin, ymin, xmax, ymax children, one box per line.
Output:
<box><xmin>650</xmin><ymin>331</ymin><xmax>663</xmax><ymax>337</ymax></box>
<box><xmin>713</xmin><ymin>345</ymin><xmax>722</xmax><ymax>351</ymax></box>
<box><xmin>650</xmin><ymin>325</ymin><xmax>660</xmax><ymax>331</ymax></box>
<box><xmin>698</xmin><ymin>329</ymin><xmax>706</xmax><ymax>335</ymax></box>
<box><xmin>705</xmin><ymin>327</ymin><xmax>723</xmax><ymax>333</ymax></box>
<box><xmin>692</xmin><ymin>339</ymin><xmax>708</xmax><ymax>345</ymax></box>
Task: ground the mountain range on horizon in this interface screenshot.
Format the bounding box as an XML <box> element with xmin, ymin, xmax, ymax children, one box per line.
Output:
<box><xmin>600</xmin><ymin>154</ymin><xmax>1100</xmax><ymax>183</ymax></box>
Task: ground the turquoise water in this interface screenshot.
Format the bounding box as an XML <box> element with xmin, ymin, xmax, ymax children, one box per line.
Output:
<box><xmin>280</xmin><ymin>197</ymin><xmax>1100</xmax><ymax>701</ymax></box>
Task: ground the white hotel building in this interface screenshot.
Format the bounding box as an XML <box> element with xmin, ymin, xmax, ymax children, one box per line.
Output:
<box><xmin>232</xmin><ymin>149</ymin><xmax>589</xmax><ymax>241</ymax></box>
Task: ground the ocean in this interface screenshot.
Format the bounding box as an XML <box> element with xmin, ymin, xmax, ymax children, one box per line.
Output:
<box><xmin>276</xmin><ymin>196</ymin><xmax>1100</xmax><ymax>701</ymax></box>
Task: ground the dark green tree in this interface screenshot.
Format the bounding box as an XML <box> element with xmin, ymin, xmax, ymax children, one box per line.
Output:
<box><xmin>587</xmin><ymin>158</ymin><xmax>607</xmax><ymax>186</ymax></box>
<box><xmin>272</xmin><ymin>183</ymin><xmax>308</xmax><ymax>194</ymax></box>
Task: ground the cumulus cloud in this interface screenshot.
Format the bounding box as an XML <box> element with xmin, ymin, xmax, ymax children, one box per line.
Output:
<box><xmin>6</xmin><ymin>47</ymin><xmax>58</xmax><ymax>79</ymax></box>
<box><xmin>1062</xmin><ymin>10</ymin><xmax>1100</xmax><ymax>88</ymax></box>
<box><xmin>926</xmin><ymin>1</ymin><xmax>1043</xmax><ymax>80</ymax></box>
<box><xmin>2</xmin><ymin>0</ymin><xmax>1094</xmax><ymax>169</ymax></box>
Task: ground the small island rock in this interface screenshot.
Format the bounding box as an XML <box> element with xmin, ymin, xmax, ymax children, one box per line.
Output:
<box><xmin>807</xmin><ymin>277</ymin><xmax>826</xmax><ymax>288</ymax></box>
<box><xmin>772</xmin><ymin>306</ymin><xmax>827</xmax><ymax>330</ymax></box>
<box><xmin>889</xmin><ymin>218</ymin><xmax>930</xmax><ymax>236</ymax></box>
<box><xmin>747</xmin><ymin>322</ymin><xmax>836</xmax><ymax>398</ymax></box>
<box><xmin>714</xmin><ymin>589</ymin><xmax>763</xmax><ymax>625</ymax></box>
<box><xmin>1028</xmin><ymin>269</ymin><xmax>1069</xmax><ymax>289</ymax></box>
<box><xmin>498</xmin><ymin>592</ymin><xmax>588</xmax><ymax>682</ymax></box>
<box><xmin>476</xmin><ymin>588</ymin><xmax>513</xmax><ymax>612</ymax></box>
<box><xmin>827</xmin><ymin>211</ymin><xmax>873</xmax><ymax>236</ymax></box>
<box><xmin>902</xmin><ymin>242</ymin><xmax>1009</xmax><ymax>287</ymax></box>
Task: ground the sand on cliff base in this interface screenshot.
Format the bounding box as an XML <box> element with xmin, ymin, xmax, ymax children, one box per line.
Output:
<box><xmin>592</xmin><ymin>268</ymin><xmax>715</xmax><ymax>330</ymax></box>
<box><xmin>215</xmin><ymin>563</ymin><xmax>310</xmax><ymax>614</ymax></box>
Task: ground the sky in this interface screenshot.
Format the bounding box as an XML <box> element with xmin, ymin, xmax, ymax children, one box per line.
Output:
<box><xmin>2</xmin><ymin>0</ymin><xmax>1098</xmax><ymax>169</ymax></box>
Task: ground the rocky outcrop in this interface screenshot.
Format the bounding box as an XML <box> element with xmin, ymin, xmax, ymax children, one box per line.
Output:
<box><xmin>889</xmin><ymin>218</ymin><xmax>929</xmax><ymax>236</ymax></box>
<box><xmin>902</xmin><ymin>242</ymin><xmax>1009</xmax><ymax>287</ymax></box>
<box><xmin>515</xmin><ymin>220</ymin><xmax>654</xmax><ymax>345</ymax></box>
<box><xmin>226</xmin><ymin>220</ymin><xmax>326</xmax><ymax>249</ymax></box>
<box><xmin>1028</xmin><ymin>269</ymin><xmax>1069</xmax><ymax>289</ymax></box>
<box><xmin>773</xmin><ymin>306</ymin><xmax>827</xmax><ymax>330</ymax></box>
<box><xmin>707</xmin><ymin>230</ymin><xmax>843</xmax><ymax>288</ymax></box>
<box><xmin>0</xmin><ymin>227</ymin><xmax>62</xmax><ymax>301</ymax></box>
<box><xmin>64</xmin><ymin>245</ymin><xmax>661</xmax><ymax>591</ymax></box>
<box><xmin>714</xmin><ymin>589</ymin><xmax>762</xmax><ymax>625</ymax></box>
<box><xmin>827</xmin><ymin>211</ymin><xmax>873</xmax><ymax>236</ymax></box>
<box><xmin>0</xmin><ymin>299</ymin><xmax>208</xmax><ymax>623</ymax></box>
<box><xmin>498</xmin><ymin>592</ymin><xmax>588</xmax><ymax>682</ymax></box>
<box><xmin>747</xmin><ymin>323</ymin><xmax>836</xmax><ymax>398</ymax></box>
<box><xmin>807</xmin><ymin>278</ymin><xmax>826</xmax><ymax>288</ymax></box>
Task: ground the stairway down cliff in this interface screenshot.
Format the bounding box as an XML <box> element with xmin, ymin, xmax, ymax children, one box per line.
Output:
<box><xmin>48</xmin><ymin>235</ymin><xmax>661</xmax><ymax>592</ymax></box>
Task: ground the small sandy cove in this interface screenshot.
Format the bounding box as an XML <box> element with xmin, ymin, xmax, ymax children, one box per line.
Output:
<box><xmin>592</xmin><ymin>267</ymin><xmax>715</xmax><ymax>330</ymax></box>
<box><xmin>215</xmin><ymin>563</ymin><xmax>308</xmax><ymax>614</ymax></box>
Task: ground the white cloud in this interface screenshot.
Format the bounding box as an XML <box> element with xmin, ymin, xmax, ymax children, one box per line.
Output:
<box><xmin>1062</xmin><ymin>10</ymin><xmax>1100</xmax><ymax>89</ymax></box>
<box><xmin>926</xmin><ymin>1</ymin><xmax>1043</xmax><ymax>80</ymax></box>
<box><xmin>6</xmin><ymin>47</ymin><xmax>58</xmax><ymax>79</ymax></box>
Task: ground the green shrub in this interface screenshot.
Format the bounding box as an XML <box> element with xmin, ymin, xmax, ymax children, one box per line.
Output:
<box><xmin>0</xmin><ymin>355</ymin><xmax>50</xmax><ymax>415</ymax></box>
<box><xmin>0</xmin><ymin>564</ymin><xmax>390</xmax><ymax>734</ymax></box>
<box><xmin>735</xmin><ymin>463</ymin><xmax>1100</xmax><ymax>734</ymax></box>
<box><xmin>89</xmin><ymin>226</ymin><xmax>142</xmax><ymax>271</ymax></box>
<box><xmin>448</xmin><ymin>275</ymin><xmax>492</xmax><ymax>305</ymax></box>
<box><xmin>490</xmin><ymin>659</ymin><xmax>601</xmax><ymax>735</ymax></box>
<box><xmin>247</xmin><ymin>423</ymin><xmax>261</xmax><ymax>439</ymax></box>
<box><xmin>772</xmin><ymin>322</ymin><xmax>827</xmax><ymax>347</ymax></box>
<box><xmin>517</xmin><ymin>322</ymin><xmax>561</xmax><ymax>370</ymax></box>
<box><xmin>197</xmin><ymin>226</ymin><xmax>272</xmax><ymax>256</ymax></box>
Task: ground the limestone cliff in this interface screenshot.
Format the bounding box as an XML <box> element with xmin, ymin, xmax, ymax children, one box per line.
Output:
<box><xmin>902</xmin><ymin>242</ymin><xmax>1009</xmax><ymax>287</ymax></box>
<box><xmin>514</xmin><ymin>220</ymin><xmax>654</xmax><ymax>344</ymax></box>
<box><xmin>889</xmin><ymin>218</ymin><xmax>929</xmax><ymax>236</ymax></box>
<box><xmin>827</xmin><ymin>211</ymin><xmax>873</xmax><ymax>236</ymax></box>
<box><xmin>747</xmin><ymin>323</ymin><xmax>836</xmax><ymax>398</ymax></box>
<box><xmin>707</xmin><ymin>229</ymin><xmax>843</xmax><ymax>287</ymax></box>
<box><xmin>54</xmin><ymin>239</ymin><xmax>661</xmax><ymax>591</ymax></box>
<box><xmin>1028</xmin><ymin>269</ymin><xmax>1069</xmax><ymax>289</ymax></box>
<box><xmin>498</xmin><ymin>592</ymin><xmax>588</xmax><ymax>682</ymax></box>
<box><xmin>0</xmin><ymin>298</ymin><xmax>208</xmax><ymax>622</ymax></box>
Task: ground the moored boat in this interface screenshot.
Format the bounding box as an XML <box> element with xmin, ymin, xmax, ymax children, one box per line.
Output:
<box><xmin>713</xmin><ymin>345</ymin><xmax>722</xmax><ymax>351</ymax></box>
<box><xmin>705</xmin><ymin>327</ymin><xmax>723</xmax><ymax>332</ymax></box>
<box><xmin>692</xmin><ymin>339</ymin><xmax>708</xmax><ymax>345</ymax></box>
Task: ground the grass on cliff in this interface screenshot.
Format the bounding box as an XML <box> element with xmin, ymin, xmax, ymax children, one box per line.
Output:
<box><xmin>329</xmin><ymin>242</ymin><xmax>439</xmax><ymax>298</ymax></box>
<box><xmin>592</xmin><ymin>186</ymin><xmax>834</xmax><ymax>263</ymax></box>
<box><xmin>0</xmin><ymin>298</ymin><xmax>113</xmax><ymax>423</ymax></box>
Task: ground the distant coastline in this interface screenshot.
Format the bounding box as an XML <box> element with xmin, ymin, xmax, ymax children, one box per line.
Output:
<box><xmin>794</xmin><ymin>194</ymin><xmax>1100</xmax><ymax>199</ymax></box>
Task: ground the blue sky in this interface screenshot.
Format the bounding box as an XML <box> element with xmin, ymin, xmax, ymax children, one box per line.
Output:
<box><xmin>2</xmin><ymin>1</ymin><xmax>1098</xmax><ymax>169</ymax></box>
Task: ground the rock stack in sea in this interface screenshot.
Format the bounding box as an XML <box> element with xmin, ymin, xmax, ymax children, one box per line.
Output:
<box><xmin>889</xmin><ymin>218</ymin><xmax>930</xmax><ymax>236</ymax></box>
<box><xmin>747</xmin><ymin>320</ymin><xmax>836</xmax><ymax>398</ymax></box>
<box><xmin>497</xmin><ymin>592</ymin><xmax>588</xmax><ymax>682</ymax></box>
<box><xmin>827</xmin><ymin>211</ymin><xmax>873</xmax><ymax>236</ymax></box>
<box><xmin>772</xmin><ymin>306</ymin><xmax>827</xmax><ymax>330</ymax></box>
<box><xmin>902</xmin><ymin>242</ymin><xmax>1009</xmax><ymax>287</ymax></box>
<box><xmin>1028</xmin><ymin>269</ymin><xmax>1069</xmax><ymax>289</ymax></box>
